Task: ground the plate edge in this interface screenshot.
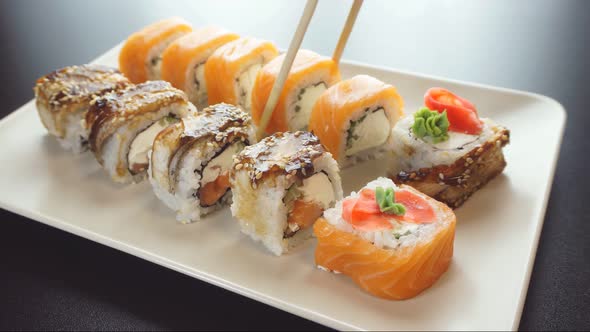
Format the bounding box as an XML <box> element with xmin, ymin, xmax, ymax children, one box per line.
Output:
<box><xmin>0</xmin><ymin>47</ymin><xmax>568</xmax><ymax>331</ymax></box>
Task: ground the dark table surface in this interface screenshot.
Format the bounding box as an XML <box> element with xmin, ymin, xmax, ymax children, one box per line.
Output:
<box><xmin>1</xmin><ymin>0</ymin><xmax>588</xmax><ymax>330</ymax></box>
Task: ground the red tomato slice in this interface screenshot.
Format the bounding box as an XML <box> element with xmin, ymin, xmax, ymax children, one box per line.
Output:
<box><xmin>340</xmin><ymin>189</ymin><xmax>436</xmax><ymax>231</ymax></box>
<box><xmin>424</xmin><ymin>87</ymin><xmax>483</xmax><ymax>135</ymax></box>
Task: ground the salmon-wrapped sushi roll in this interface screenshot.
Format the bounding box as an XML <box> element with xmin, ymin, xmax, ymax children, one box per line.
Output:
<box><xmin>251</xmin><ymin>50</ymin><xmax>341</xmax><ymax>134</ymax></box>
<box><xmin>119</xmin><ymin>17</ymin><xmax>192</xmax><ymax>83</ymax></box>
<box><xmin>314</xmin><ymin>177</ymin><xmax>456</xmax><ymax>300</ymax></box>
<box><xmin>230</xmin><ymin>131</ymin><xmax>343</xmax><ymax>256</ymax></box>
<box><xmin>34</xmin><ymin>65</ymin><xmax>130</xmax><ymax>153</ymax></box>
<box><xmin>149</xmin><ymin>103</ymin><xmax>255</xmax><ymax>223</ymax></box>
<box><xmin>86</xmin><ymin>81</ymin><xmax>194</xmax><ymax>184</ymax></box>
<box><xmin>390</xmin><ymin>88</ymin><xmax>510</xmax><ymax>208</ymax></box>
<box><xmin>161</xmin><ymin>27</ymin><xmax>240</xmax><ymax>109</ymax></box>
<box><xmin>309</xmin><ymin>75</ymin><xmax>404</xmax><ymax>168</ymax></box>
<box><xmin>205</xmin><ymin>37</ymin><xmax>279</xmax><ymax>113</ymax></box>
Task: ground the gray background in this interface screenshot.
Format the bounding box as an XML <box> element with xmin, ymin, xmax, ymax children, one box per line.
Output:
<box><xmin>0</xmin><ymin>0</ymin><xmax>588</xmax><ymax>330</ymax></box>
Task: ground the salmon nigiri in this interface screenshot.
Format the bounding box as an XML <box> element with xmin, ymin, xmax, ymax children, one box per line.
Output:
<box><xmin>251</xmin><ymin>50</ymin><xmax>341</xmax><ymax>134</ymax></box>
<box><xmin>160</xmin><ymin>26</ymin><xmax>239</xmax><ymax>109</ymax></box>
<box><xmin>314</xmin><ymin>177</ymin><xmax>456</xmax><ymax>300</ymax></box>
<box><xmin>309</xmin><ymin>75</ymin><xmax>404</xmax><ymax>168</ymax></box>
<box><xmin>205</xmin><ymin>37</ymin><xmax>278</xmax><ymax>113</ymax></box>
<box><xmin>119</xmin><ymin>17</ymin><xmax>192</xmax><ymax>83</ymax></box>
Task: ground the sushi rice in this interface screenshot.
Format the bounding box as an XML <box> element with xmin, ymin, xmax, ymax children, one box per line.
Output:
<box><xmin>322</xmin><ymin>177</ymin><xmax>450</xmax><ymax>250</ymax></box>
<box><xmin>230</xmin><ymin>131</ymin><xmax>343</xmax><ymax>256</ymax></box>
<box><xmin>149</xmin><ymin>103</ymin><xmax>256</xmax><ymax>223</ymax></box>
<box><xmin>391</xmin><ymin>116</ymin><xmax>499</xmax><ymax>172</ymax></box>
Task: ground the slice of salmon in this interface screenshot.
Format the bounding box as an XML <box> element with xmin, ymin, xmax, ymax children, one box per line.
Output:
<box><xmin>251</xmin><ymin>50</ymin><xmax>341</xmax><ymax>134</ymax></box>
<box><xmin>287</xmin><ymin>199</ymin><xmax>324</xmax><ymax>231</ymax></box>
<box><xmin>313</xmin><ymin>185</ymin><xmax>456</xmax><ymax>300</ymax></box>
<box><xmin>160</xmin><ymin>27</ymin><xmax>239</xmax><ymax>92</ymax></box>
<box><xmin>308</xmin><ymin>75</ymin><xmax>404</xmax><ymax>161</ymax></box>
<box><xmin>199</xmin><ymin>173</ymin><xmax>231</xmax><ymax>206</ymax></box>
<box><xmin>205</xmin><ymin>37</ymin><xmax>278</xmax><ymax>106</ymax></box>
<box><xmin>119</xmin><ymin>17</ymin><xmax>192</xmax><ymax>83</ymax></box>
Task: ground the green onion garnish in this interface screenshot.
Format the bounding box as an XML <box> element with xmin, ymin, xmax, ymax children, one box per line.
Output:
<box><xmin>375</xmin><ymin>186</ymin><xmax>406</xmax><ymax>216</ymax></box>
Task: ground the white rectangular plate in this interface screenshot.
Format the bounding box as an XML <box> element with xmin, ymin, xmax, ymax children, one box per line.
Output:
<box><xmin>0</xmin><ymin>45</ymin><xmax>565</xmax><ymax>331</ymax></box>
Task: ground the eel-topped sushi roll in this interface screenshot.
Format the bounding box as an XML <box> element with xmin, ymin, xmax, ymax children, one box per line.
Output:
<box><xmin>86</xmin><ymin>81</ymin><xmax>193</xmax><ymax>184</ymax></box>
<box><xmin>314</xmin><ymin>177</ymin><xmax>456</xmax><ymax>300</ymax></box>
<box><xmin>390</xmin><ymin>88</ymin><xmax>510</xmax><ymax>208</ymax></box>
<box><xmin>205</xmin><ymin>37</ymin><xmax>279</xmax><ymax>113</ymax></box>
<box><xmin>161</xmin><ymin>26</ymin><xmax>240</xmax><ymax>108</ymax></box>
<box><xmin>149</xmin><ymin>103</ymin><xmax>256</xmax><ymax>223</ymax></box>
<box><xmin>230</xmin><ymin>131</ymin><xmax>343</xmax><ymax>256</ymax></box>
<box><xmin>251</xmin><ymin>50</ymin><xmax>341</xmax><ymax>134</ymax></box>
<box><xmin>34</xmin><ymin>65</ymin><xmax>130</xmax><ymax>153</ymax></box>
<box><xmin>309</xmin><ymin>75</ymin><xmax>404</xmax><ymax>168</ymax></box>
<box><xmin>119</xmin><ymin>17</ymin><xmax>193</xmax><ymax>83</ymax></box>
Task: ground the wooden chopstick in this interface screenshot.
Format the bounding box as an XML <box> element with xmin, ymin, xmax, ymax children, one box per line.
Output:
<box><xmin>332</xmin><ymin>0</ymin><xmax>363</xmax><ymax>66</ymax></box>
<box><xmin>256</xmin><ymin>0</ymin><xmax>319</xmax><ymax>139</ymax></box>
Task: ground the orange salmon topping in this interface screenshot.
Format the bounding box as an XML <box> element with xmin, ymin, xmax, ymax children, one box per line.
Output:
<box><xmin>119</xmin><ymin>17</ymin><xmax>192</xmax><ymax>83</ymax></box>
<box><xmin>205</xmin><ymin>37</ymin><xmax>278</xmax><ymax>106</ymax></box>
<box><xmin>309</xmin><ymin>75</ymin><xmax>404</xmax><ymax>160</ymax></box>
<box><xmin>251</xmin><ymin>50</ymin><xmax>341</xmax><ymax>134</ymax></box>
<box><xmin>161</xmin><ymin>27</ymin><xmax>239</xmax><ymax>91</ymax></box>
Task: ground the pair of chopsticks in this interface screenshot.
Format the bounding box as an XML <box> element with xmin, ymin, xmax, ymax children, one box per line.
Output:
<box><xmin>256</xmin><ymin>0</ymin><xmax>364</xmax><ymax>138</ymax></box>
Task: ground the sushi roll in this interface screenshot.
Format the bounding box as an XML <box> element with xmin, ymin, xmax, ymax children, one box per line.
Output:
<box><xmin>119</xmin><ymin>17</ymin><xmax>192</xmax><ymax>83</ymax></box>
<box><xmin>230</xmin><ymin>131</ymin><xmax>343</xmax><ymax>256</ymax></box>
<box><xmin>390</xmin><ymin>88</ymin><xmax>510</xmax><ymax>208</ymax></box>
<box><xmin>204</xmin><ymin>37</ymin><xmax>279</xmax><ymax>113</ymax></box>
<box><xmin>86</xmin><ymin>81</ymin><xmax>193</xmax><ymax>184</ymax></box>
<box><xmin>309</xmin><ymin>75</ymin><xmax>404</xmax><ymax>168</ymax></box>
<box><xmin>149</xmin><ymin>103</ymin><xmax>256</xmax><ymax>223</ymax></box>
<box><xmin>251</xmin><ymin>50</ymin><xmax>341</xmax><ymax>134</ymax></box>
<box><xmin>34</xmin><ymin>65</ymin><xmax>130</xmax><ymax>153</ymax></box>
<box><xmin>160</xmin><ymin>26</ymin><xmax>240</xmax><ymax>109</ymax></box>
<box><xmin>314</xmin><ymin>177</ymin><xmax>456</xmax><ymax>300</ymax></box>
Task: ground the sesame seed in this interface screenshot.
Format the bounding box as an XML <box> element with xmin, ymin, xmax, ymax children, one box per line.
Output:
<box><xmin>438</xmin><ymin>173</ymin><xmax>444</xmax><ymax>180</ymax></box>
<box><xmin>466</xmin><ymin>157</ymin><xmax>473</xmax><ymax>164</ymax></box>
<box><xmin>235</xmin><ymin>163</ymin><xmax>243</xmax><ymax>170</ymax></box>
<box><xmin>255</xmin><ymin>172</ymin><xmax>262</xmax><ymax>179</ymax></box>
